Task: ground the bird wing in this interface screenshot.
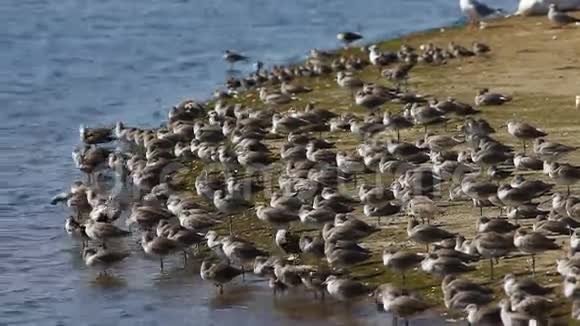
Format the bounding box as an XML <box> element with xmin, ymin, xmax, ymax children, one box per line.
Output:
<box><xmin>555</xmin><ymin>12</ymin><xmax>580</xmax><ymax>23</ymax></box>
<box><xmin>472</xmin><ymin>0</ymin><xmax>499</xmax><ymax>17</ymax></box>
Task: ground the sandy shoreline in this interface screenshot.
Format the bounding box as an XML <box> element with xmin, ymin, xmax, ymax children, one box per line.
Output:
<box><xmin>175</xmin><ymin>15</ymin><xmax>580</xmax><ymax>323</ymax></box>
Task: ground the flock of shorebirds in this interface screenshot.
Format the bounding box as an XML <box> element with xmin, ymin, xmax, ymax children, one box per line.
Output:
<box><xmin>52</xmin><ymin>4</ymin><xmax>580</xmax><ymax>326</ymax></box>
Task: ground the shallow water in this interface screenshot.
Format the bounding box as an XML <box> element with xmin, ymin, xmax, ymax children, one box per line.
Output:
<box><xmin>1</xmin><ymin>0</ymin><xmax>516</xmax><ymax>324</ymax></box>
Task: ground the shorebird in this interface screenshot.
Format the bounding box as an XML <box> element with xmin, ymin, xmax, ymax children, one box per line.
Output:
<box><xmin>336</xmin><ymin>71</ymin><xmax>363</xmax><ymax>97</ymax></box>
<box><xmin>421</xmin><ymin>253</ymin><xmax>475</xmax><ymax>278</ymax></box>
<box><xmin>448</xmin><ymin>41</ymin><xmax>475</xmax><ymax>57</ymax></box>
<box><xmin>337</xmin><ymin>31</ymin><xmax>363</xmax><ymax>47</ymax></box>
<box><xmin>200</xmin><ymin>259</ymin><xmax>243</xmax><ymax>294</ymax></box>
<box><xmin>379</xmin><ymin>291</ymin><xmax>431</xmax><ymax>322</ymax></box>
<box><xmin>407</xmin><ymin>103</ymin><xmax>450</xmax><ymax>133</ymax></box>
<box><xmin>459</xmin><ymin>0</ymin><xmax>504</xmax><ymax>28</ymax></box>
<box><xmin>326</xmin><ymin>242</ymin><xmax>371</xmax><ymax>267</ymax></box>
<box><xmin>557</xmin><ymin>256</ymin><xmax>580</xmax><ymax>278</ymax></box>
<box><xmin>83</xmin><ymin>219</ymin><xmax>130</xmax><ymax>248</ymax></box>
<box><xmin>498</xmin><ymin>299</ymin><xmax>530</xmax><ymax>326</ymax></box>
<box><xmin>547</xmin><ymin>162</ymin><xmax>580</xmax><ymax>195</ymax></box>
<box><xmin>213</xmin><ymin>190</ymin><xmax>252</xmax><ymax>234</ymax></box>
<box><xmin>407</xmin><ymin>195</ymin><xmax>439</xmax><ymax>224</ymax></box>
<box><xmin>223</xmin><ymin>50</ymin><xmax>248</xmax><ymax>70</ymax></box>
<box><xmin>564</xmin><ymin>276</ymin><xmax>580</xmax><ymax>299</ymax></box>
<box><xmin>571</xmin><ymin>229</ymin><xmax>580</xmax><ymax>254</ymax></box>
<box><xmin>72</xmin><ymin>145</ymin><xmax>110</xmax><ymax>183</ymax></box>
<box><xmin>533</xmin><ymin>138</ymin><xmax>577</xmax><ymax>162</ymax></box>
<box><xmin>477</xmin><ymin>217</ymin><xmax>518</xmax><ymax>234</ymax></box>
<box><xmin>336</xmin><ymin>151</ymin><xmax>366</xmax><ymax>183</ymax></box>
<box><xmin>141</xmin><ymin>232</ymin><xmax>180</xmax><ymax>272</ymax></box>
<box><xmin>383</xmin><ymin>112</ymin><xmax>414</xmax><ymax>141</ymax></box>
<box><xmin>511</xmin><ymin>175</ymin><xmax>553</xmax><ymax>197</ymax></box>
<box><xmin>497</xmin><ymin>184</ymin><xmax>537</xmax><ymax>208</ymax></box>
<box><xmin>324</xmin><ymin>275</ymin><xmax>371</xmax><ymax>301</ymax></box>
<box><xmin>363</xmin><ymin>202</ymin><xmax>401</xmax><ymax>225</ymax></box>
<box><xmin>533</xmin><ymin>215</ymin><xmax>569</xmax><ymax>236</ymax></box>
<box><xmin>220</xmin><ymin>236</ymin><xmax>267</xmax><ymax>274</ymax></box>
<box><xmin>407</xmin><ymin>219</ymin><xmax>455</xmax><ymax>251</ymax></box>
<box><xmin>368</xmin><ymin>45</ymin><xmax>398</xmax><ymax>73</ymax></box>
<box><xmin>275</xmin><ymin>229</ymin><xmax>300</xmax><ymax>256</ymax></box>
<box><xmin>506</xmin><ymin>121</ymin><xmax>547</xmax><ymax>153</ymax></box>
<box><xmin>513</xmin><ymin>228</ymin><xmax>560</xmax><ymax>275</ymax></box>
<box><xmin>349</xmin><ymin>119</ymin><xmax>386</xmax><ymax>139</ymax></box>
<box><xmin>82</xmin><ymin>247</ymin><xmax>129</xmax><ymax>274</ymax></box>
<box><xmin>64</xmin><ymin>216</ymin><xmax>86</xmax><ymax>237</ymax></box>
<box><xmin>299</xmin><ymin>235</ymin><xmax>325</xmax><ymax>258</ymax></box>
<box><xmin>299</xmin><ymin>205</ymin><xmax>336</xmax><ymax>226</ymax></box>
<box><xmin>503</xmin><ymin>273</ymin><xmax>554</xmax><ymax>297</ymax></box>
<box><xmin>474</xmin><ymin>88</ymin><xmax>511</xmax><ymax>106</ymax></box>
<box><xmin>280</xmin><ymin>81</ymin><xmax>312</xmax><ymax>95</ymax></box>
<box><xmin>334</xmin><ymin>214</ymin><xmax>378</xmax><ymax>234</ymax></box>
<box><xmin>442</xmin><ymin>275</ymin><xmax>493</xmax><ymax>300</ymax></box>
<box><xmin>461</xmin><ymin>176</ymin><xmax>498</xmax><ymax>215</ymax></box>
<box><xmin>359</xmin><ymin>184</ymin><xmax>394</xmax><ymax>205</ymax></box>
<box><xmin>178</xmin><ymin>209</ymin><xmax>221</xmax><ymax>232</ymax></box>
<box><xmin>255</xmin><ymin>205</ymin><xmax>299</xmax><ymax>230</ymax></box>
<box><xmin>299</xmin><ymin>271</ymin><xmax>328</xmax><ymax>300</ymax></box>
<box><xmin>382</xmin><ymin>248</ymin><xmax>424</xmax><ymax>285</ymax></box>
<box><xmin>472</xmin><ymin>41</ymin><xmax>491</xmax><ymax>55</ymax></box>
<box><xmin>79</xmin><ymin>125</ymin><xmax>115</xmax><ymax>144</ymax></box>
<box><xmin>314</xmin><ymin>195</ymin><xmax>355</xmax><ymax>214</ymax></box>
<box><xmin>354</xmin><ymin>90</ymin><xmax>388</xmax><ymax>112</ymax></box>
<box><xmin>473</xmin><ymin>231</ymin><xmax>514</xmax><ymax>279</ymax></box>
<box><xmin>423</xmin><ymin>133</ymin><xmax>463</xmax><ymax>153</ymax></box>
<box><xmin>259</xmin><ymin>88</ymin><xmax>292</xmax><ymax>106</ymax></box>
<box><xmin>464</xmin><ymin>304</ymin><xmax>501</xmax><ymax>326</ymax></box>
<box><xmin>509</xmin><ymin>290</ymin><xmax>557</xmax><ymax>322</ymax></box>
<box><xmin>323</xmin><ymin>222</ymin><xmax>377</xmax><ymax>243</ymax></box>
<box><xmin>513</xmin><ymin>153</ymin><xmax>543</xmax><ymax>171</ymax></box>
<box><xmin>444</xmin><ymin>285</ymin><xmax>494</xmax><ymax>310</ymax></box>
<box><xmin>157</xmin><ymin>221</ymin><xmax>204</xmax><ymax>261</ymax></box>
<box><xmin>548</xmin><ymin>3</ymin><xmax>580</xmax><ymax>27</ymax></box>
<box><xmin>273</xmin><ymin>260</ymin><xmax>308</xmax><ymax>289</ymax></box>
<box><xmin>382</xmin><ymin>62</ymin><xmax>415</xmax><ymax>89</ymax></box>
<box><xmin>455</xmin><ymin>236</ymin><xmax>479</xmax><ymax>256</ymax></box>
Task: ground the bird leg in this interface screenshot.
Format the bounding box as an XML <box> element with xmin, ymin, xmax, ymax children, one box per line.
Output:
<box><xmin>531</xmin><ymin>254</ymin><xmax>536</xmax><ymax>276</ymax></box>
<box><xmin>183</xmin><ymin>250</ymin><xmax>188</xmax><ymax>267</ymax></box>
<box><xmin>160</xmin><ymin>257</ymin><xmax>164</xmax><ymax>272</ymax></box>
<box><xmin>219</xmin><ymin>284</ymin><xmax>224</xmax><ymax>295</ymax></box>
<box><xmin>489</xmin><ymin>258</ymin><xmax>494</xmax><ymax>280</ymax></box>
<box><xmin>396</xmin><ymin>129</ymin><xmax>401</xmax><ymax>142</ymax></box>
<box><xmin>522</xmin><ymin>140</ymin><xmax>527</xmax><ymax>154</ymax></box>
<box><xmin>402</xmin><ymin>272</ymin><xmax>407</xmax><ymax>286</ymax></box>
